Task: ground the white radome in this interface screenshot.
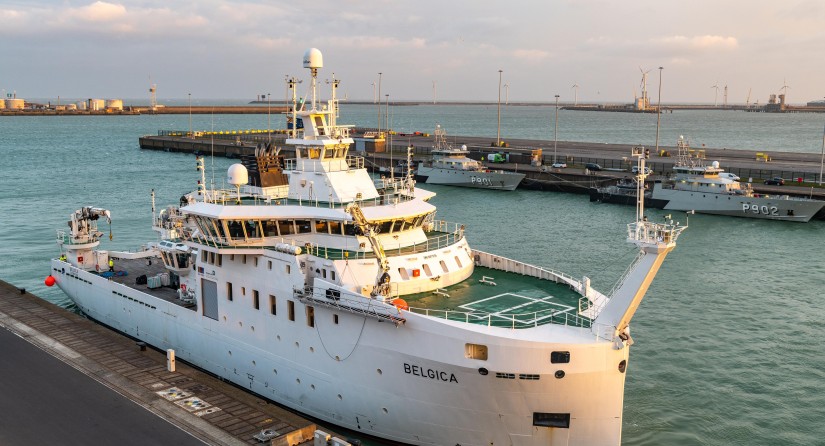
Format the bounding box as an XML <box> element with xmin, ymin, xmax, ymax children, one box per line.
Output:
<box><xmin>303</xmin><ymin>48</ymin><xmax>323</xmax><ymax>69</ymax></box>
<box><xmin>227</xmin><ymin>163</ymin><xmax>248</xmax><ymax>186</ymax></box>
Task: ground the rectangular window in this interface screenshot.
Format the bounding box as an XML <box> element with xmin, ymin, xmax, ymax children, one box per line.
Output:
<box><xmin>201</xmin><ymin>250</ymin><xmax>208</xmax><ymax>262</ymax></box>
<box><xmin>315</xmin><ymin>220</ymin><xmax>329</xmax><ymax>233</ymax></box>
<box><xmin>465</xmin><ymin>343</ymin><xmax>488</xmax><ymax>360</ymax></box>
<box><xmin>209</xmin><ymin>251</ymin><xmax>215</xmax><ymax>264</ymax></box>
<box><xmin>550</xmin><ymin>351</ymin><xmax>570</xmax><ymax>364</ymax></box>
<box><xmin>295</xmin><ymin>219</ymin><xmax>312</xmax><ymax>234</ymax></box>
<box><xmin>398</xmin><ymin>267</ymin><xmax>409</xmax><ymax>280</ymax></box>
<box><xmin>328</xmin><ymin>221</ymin><xmax>341</xmax><ymax>235</ymax></box>
<box><xmin>454</xmin><ymin>256</ymin><xmax>463</xmax><ymax>268</ymax></box>
<box><xmin>242</xmin><ymin>255</ymin><xmax>247</xmax><ymax>264</ymax></box>
<box><xmin>278</xmin><ymin>219</ymin><xmax>294</xmax><ymax>235</ymax></box>
<box><xmin>287</xmin><ymin>300</ymin><xmax>295</xmax><ymax>321</ymax></box>
<box><xmin>216</xmin><ymin>254</ymin><xmax>222</xmax><ymax>267</ymax></box>
<box><xmin>331</xmin><ymin>271</ymin><xmax>336</xmax><ymax>281</ymax></box>
<box><xmin>333</xmin><ymin>314</ymin><xmax>339</xmax><ymax>324</ymax></box>
<box><xmin>226</xmin><ymin>282</ymin><xmax>233</xmax><ymax>301</ymax></box>
<box><xmin>439</xmin><ymin>260</ymin><xmax>449</xmax><ymax>273</ymax></box>
<box><xmin>254</xmin><ymin>257</ymin><xmax>258</xmax><ymax>267</ymax></box>
<box><xmin>268</xmin><ymin>260</ymin><xmax>272</xmax><ymax>270</ymax></box>
<box><xmin>322</xmin><ymin>269</ymin><xmax>327</xmax><ymax>279</ymax></box>
<box><xmin>306</xmin><ymin>306</ymin><xmax>315</xmax><ymax>327</ymax></box>
<box><xmin>286</xmin><ymin>264</ymin><xmax>291</xmax><ymax>274</ymax></box>
<box><xmin>253</xmin><ymin>290</ymin><xmax>259</xmax><ymax>310</ymax></box>
<box><xmin>422</xmin><ymin>264</ymin><xmax>433</xmax><ymax>277</ymax></box>
<box><xmin>532</xmin><ymin>413</ymin><xmax>570</xmax><ymax>428</ymax></box>
<box><xmin>269</xmin><ymin>295</ymin><xmax>277</xmax><ymax>315</ymax></box>
<box><xmin>241</xmin><ymin>286</ymin><xmax>246</xmax><ymax>296</ymax></box>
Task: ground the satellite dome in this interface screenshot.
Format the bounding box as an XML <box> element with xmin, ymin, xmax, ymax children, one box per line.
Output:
<box><xmin>461</xmin><ymin>144</ymin><xmax>467</xmax><ymax>150</ymax></box>
<box><xmin>227</xmin><ymin>164</ymin><xmax>249</xmax><ymax>186</ymax></box>
<box><xmin>303</xmin><ymin>48</ymin><xmax>323</xmax><ymax>69</ymax></box>
<box><xmin>711</xmin><ymin>161</ymin><xmax>720</xmax><ymax>169</ymax></box>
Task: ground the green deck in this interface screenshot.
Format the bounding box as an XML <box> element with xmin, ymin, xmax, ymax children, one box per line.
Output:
<box><xmin>404</xmin><ymin>266</ymin><xmax>590</xmax><ymax>329</ymax></box>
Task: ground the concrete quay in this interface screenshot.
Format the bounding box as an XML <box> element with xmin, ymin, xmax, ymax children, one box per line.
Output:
<box><xmin>0</xmin><ymin>279</ymin><xmax>335</xmax><ymax>446</ymax></box>
<box><xmin>138</xmin><ymin>130</ymin><xmax>825</xmax><ymax>198</ymax></box>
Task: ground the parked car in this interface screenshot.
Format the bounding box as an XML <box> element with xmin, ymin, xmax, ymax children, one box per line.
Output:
<box><xmin>585</xmin><ymin>163</ymin><xmax>602</xmax><ymax>171</ymax></box>
<box><xmin>764</xmin><ymin>177</ymin><xmax>785</xmax><ymax>186</ymax></box>
<box><xmin>551</xmin><ymin>162</ymin><xmax>567</xmax><ymax>168</ymax></box>
<box><xmin>631</xmin><ymin>166</ymin><xmax>652</xmax><ymax>175</ymax></box>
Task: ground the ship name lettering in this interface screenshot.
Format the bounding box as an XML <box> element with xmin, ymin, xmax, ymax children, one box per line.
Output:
<box><xmin>742</xmin><ymin>204</ymin><xmax>778</xmax><ymax>216</ymax></box>
<box><xmin>404</xmin><ymin>363</ymin><xmax>458</xmax><ymax>383</ymax></box>
<box><xmin>471</xmin><ymin>176</ymin><xmax>492</xmax><ymax>186</ymax></box>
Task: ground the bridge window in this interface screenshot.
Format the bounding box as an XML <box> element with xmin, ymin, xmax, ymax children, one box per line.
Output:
<box><xmin>262</xmin><ymin>220</ymin><xmax>280</xmax><ymax>237</ymax></box>
<box><xmin>328</xmin><ymin>221</ymin><xmax>341</xmax><ymax>235</ymax></box>
<box><xmin>287</xmin><ymin>300</ymin><xmax>295</xmax><ymax>321</ymax></box>
<box><xmin>278</xmin><ymin>220</ymin><xmax>294</xmax><ymax>235</ymax></box>
<box><xmin>269</xmin><ymin>295</ymin><xmax>277</xmax><ymax>315</ymax></box>
<box><xmin>226</xmin><ymin>282</ymin><xmax>233</xmax><ymax>301</ymax></box>
<box><xmin>551</xmin><ymin>351</ymin><xmax>570</xmax><ymax>364</ymax></box>
<box><xmin>315</xmin><ymin>220</ymin><xmax>329</xmax><ymax>233</ymax></box>
<box><xmin>296</xmin><ymin>220</ymin><xmax>312</xmax><ymax>234</ymax></box>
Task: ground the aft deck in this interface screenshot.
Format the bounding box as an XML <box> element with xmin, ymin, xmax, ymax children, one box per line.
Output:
<box><xmin>404</xmin><ymin>266</ymin><xmax>589</xmax><ymax>329</ymax></box>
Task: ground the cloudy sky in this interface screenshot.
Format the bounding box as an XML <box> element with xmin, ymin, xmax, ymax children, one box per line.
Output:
<box><xmin>1</xmin><ymin>0</ymin><xmax>824</xmax><ymax>104</ymax></box>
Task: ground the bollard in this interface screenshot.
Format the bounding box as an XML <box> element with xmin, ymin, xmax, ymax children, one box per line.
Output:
<box><xmin>167</xmin><ymin>349</ymin><xmax>176</xmax><ymax>372</ymax></box>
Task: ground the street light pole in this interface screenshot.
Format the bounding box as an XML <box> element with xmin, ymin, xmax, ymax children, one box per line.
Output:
<box><xmin>819</xmin><ymin>111</ymin><xmax>825</xmax><ymax>185</ymax></box>
<box><xmin>655</xmin><ymin>67</ymin><xmax>663</xmax><ymax>156</ymax></box>
<box><xmin>188</xmin><ymin>92</ymin><xmax>192</xmax><ymax>137</ymax></box>
<box><xmin>554</xmin><ymin>94</ymin><xmax>560</xmax><ymax>164</ymax></box>
<box><xmin>496</xmin><ymin>69</ymin><xmax>503</xmax><ymax>147</ymax></box>
<box><xmin>267</xmin><ymin>92</ymin><xmax>271</xmax><ymax>143</ymax></box>
<box><xmin>378</xmin><ymin>72</ymin><xmax>383</xmax><ymax>135</ymax></box>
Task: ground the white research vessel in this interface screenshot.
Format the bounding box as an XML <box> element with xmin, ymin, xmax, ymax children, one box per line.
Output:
<box><xmin>49</xmin><ymin>49</ymin><xmax>686</xmax><ymax>446</ymax></box>
<box><xmin>650</xmin><ymin>136</ymin><xmax>825</xmax><ymax>221</ymax></box>
<box><xmin>415</xmin><ymin>124</ymin><xmax>525</xmax><ymax>190</ymax></box>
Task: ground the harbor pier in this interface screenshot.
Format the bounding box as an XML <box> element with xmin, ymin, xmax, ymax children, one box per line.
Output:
<box><xmin>138</xmin><ymin>130</ymin><xmax>825</xmax><ymax>201</ymax></box>
<box><xmin>0</xmin><ymin>279</ymin><xmax>334</xmax><ymax>445</ymax></box>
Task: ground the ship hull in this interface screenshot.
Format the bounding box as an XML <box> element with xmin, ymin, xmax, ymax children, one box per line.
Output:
<box><xmin>52</xmin><ymin>260</ymin><xmax>629</xmax><ymax>446</ymax></box>
<box><xmin>651</xmin><ymin>185</ymin><xmax>825</xmax><ymax>222</ymax></box>
<box><xmin>415</xmin><ymin>166</ymin><xmax>525</xmax><ymax>191</ymax></box>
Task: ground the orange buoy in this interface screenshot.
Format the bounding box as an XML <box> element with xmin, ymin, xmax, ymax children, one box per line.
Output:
<box><xmin>393</xmin><ymin>298</ymin><xmax>409</xmax><ymax>311</ymax></box>
<box><xmin>44</xmin><ymin>276</ymin><xmax>56</xmax><ymax>287</ymax></box>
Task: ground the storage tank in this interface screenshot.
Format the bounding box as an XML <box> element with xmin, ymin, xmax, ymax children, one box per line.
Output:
<box><xmin>0</xmin><ymin>99</ymin><xmax>5</xmax><ymax>110</ymax></box>
<box><xmin>66</xmin><ymin>103</ymin><xmax>77</xmax><ymax>111</ymax></box>
<box><xmin>105</xmin><ymin>99</ymin><xmax>123</xmax><ymax>111</ymax></box>
<box><xmin>76</xmin><ymin>101</ymin><xmax>87</xmax><ymax>110</ymax></box>
<box><xmin>88</xmin><ymin>98</ymin><xmax>105</xmax><ymax>111</ymax></box>
<box><xmin>6</xmin><ymin>98</ymin><xmax>25</xmax><ymax>109</ymax></box>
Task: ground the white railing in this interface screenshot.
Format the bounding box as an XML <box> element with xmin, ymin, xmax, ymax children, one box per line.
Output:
<box><xmin>627</xmin><ymin>221</ymin><xmax>686</xmax><ymax>245</ymax></box>
<box><xmin>406</xmin><ymin>306</ymin><xmax>593</xmax><ymax>330</ymax></box>
<box><xmin>471</xmin><ymin>250</ymin><xmax>581</xmax><ymax>291</ymax></box>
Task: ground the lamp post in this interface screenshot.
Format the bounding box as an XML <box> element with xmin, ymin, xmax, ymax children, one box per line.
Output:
<box><xmin>504</xmin><ymin>83</ymin><xmax>510</xmax><ymax>105</ymax></box>
<box><xmin>433</xmin><ymin>81</ymin><xmax>437</xmax><ymax>104</ymax></box>
<box><xmin>496</xmin><ymin>69</ymin><xmax>503</xmax><ymax>147</ymax></box>
<box><xmin>654</xmin><ymin>67</ymin><xmax>663</xmax><ymax>156</ymax></box>
<box><xmin>819</xmin><ymin>106</ymin><xmax>824</xmax><ymax>185</ymax></box>
<box><xmin>554</xmin><ymin>94</ymin><xmax>560</xmax><ymax>164</ymax></box>
<box><xmin>267</xmin><ymin>92</ymin><xmax>271</xmax><ymax>143</ymax></box>
<box><xmin>378</xmin><ymin>72</ymin><xmax>383</xmax><ymax>134</ymax></box>
<box><xmin>188</xmin><ymin>92</ymin><xmax>192</xmax><ymax>137</ymax></box>
<box><xmin>371</xmin><ymin>82</ymin><xmax>376</xmax><ymax>103</ymax></box>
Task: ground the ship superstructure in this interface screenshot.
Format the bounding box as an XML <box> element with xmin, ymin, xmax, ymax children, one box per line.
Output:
<box><xmin>49</xmin><ymin>49</ymin><xmax>685</xmax><ymax>446</ymax></box>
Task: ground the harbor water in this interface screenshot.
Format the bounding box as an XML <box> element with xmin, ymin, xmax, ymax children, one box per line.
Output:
<box><xmin>1</xmin><ymin>105</ymin><xmax>823</xmax><ymax>445</ymax></box>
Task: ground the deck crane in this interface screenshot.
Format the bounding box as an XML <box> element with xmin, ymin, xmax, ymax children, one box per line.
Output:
<box><xmin>345</xmin><ymin>203</ymin><xmax>391</xmax><ymax>297</ymax></box>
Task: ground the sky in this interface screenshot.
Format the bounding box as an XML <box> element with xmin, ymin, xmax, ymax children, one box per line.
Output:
<box><xmin>1</xmin><ymin>0</ymin><xmax>824</xmax><ymax>104</ymax></box>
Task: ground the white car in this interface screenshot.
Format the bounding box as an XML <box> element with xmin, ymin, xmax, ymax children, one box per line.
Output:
<box><xmin>551</xmin><ymin>162</ymin><xmax>567</xmax><ymax>168</ymax></box>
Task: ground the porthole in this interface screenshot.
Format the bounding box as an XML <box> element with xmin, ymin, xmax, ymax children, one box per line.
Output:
<box><xmin>296</xmin><ymin>378</ymin><xmax>301</xmax><ymax>384</ymax></box>
<box><xmin>273</xmin><ymin>369</ymin><xmax>278</xmax><ymax>375</ymax></box>
<box><xmin>382</xmin><ymin>408</ymin><xmax>388</xmax><ymax>414</ymax></box>
<box><xmin>618</xmin><ymin>360</ymin><xmax>627</xmax><ymax>373</ymax></box>
<box><xmin>310</xmin><ymin>384</ymin><xmax>315</xmax><ymax>390</ymax></box>
<box><xmin>309</xmin><ymin>347</ymin><xmax>314</xmax><ymax>353</ymax></box>
<box><xmin>252</xmin><ymin>360</ymin><xmax>256</xmax><ymax>366</ymax></box>
<box><xmin>554</xmin><ymin>370</ymin><xmax>565</xmax><ymax>379</ymax></box>
<box><xmin>377</xmin><ymin>369</ymin><xmax>383</xmax><ymax>375</ymax></box>
<box><xmin>228</xmin><ymin>350</ymin><xmax>232</xmax><ymax>356</ymax></box>
<box><xmin>277</xmin><ymin>335</ymin><xmax>281</xmax><ymax>341</ymax></box>
<box><xmin>295</xmin><ymin>341</ymin><xmax>300</xmax><ymax>348</ymax></box>
<box><xmin>337</xmin><ymin>394</ymin><xmax>343</xmax><ymax>400</ymax></box>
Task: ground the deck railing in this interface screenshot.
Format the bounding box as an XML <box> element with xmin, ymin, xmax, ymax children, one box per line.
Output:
<box><xmin>405</xmin><ymin>306</ymin><xmax>593</xmax><ymax>330</ymax></box>
<box><xmin>306</xmin><ymin>221</ymin><xmax>465</xmax><ymax>260</ymax></box>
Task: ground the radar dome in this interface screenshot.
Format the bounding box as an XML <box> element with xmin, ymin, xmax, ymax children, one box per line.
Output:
<box><xmin>711</xmin><ymin>161</ymin><xmax>720</xmax><ymax>169</ymax></box>
<box><xmin>461</xmin><ymin>144</ymin><xmax>467</xmax><ymax>150</ymax></box>
<box><xmin>227</xmin><ymin>164</ymin><xmax>249</xmax><ymax>186</ymax></box>
<box><xmin>303</xmin><ymin>48</ymin><xmax>323</xmax><ymax>69</ymax></box>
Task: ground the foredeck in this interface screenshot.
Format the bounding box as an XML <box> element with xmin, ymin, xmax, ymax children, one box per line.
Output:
<box><xmin>105</xmin><ymin>257</ymin><xmax>195</xmax><ymax>310</ymax></box>
<box><xmin>404</xmin><ymin>266</ymin><xmax>589</xmax><ymax>329</ymax></box>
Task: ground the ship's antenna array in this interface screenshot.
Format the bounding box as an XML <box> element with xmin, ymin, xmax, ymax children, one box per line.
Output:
<box><xmin>631</xmin><ymin>146</ymin><xmax>647</xmax><ymax>223</ymax></box>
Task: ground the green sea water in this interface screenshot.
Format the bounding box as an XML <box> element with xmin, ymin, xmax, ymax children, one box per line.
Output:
<box><xmin>1</xmin><ymin>105</ymin><xmax>823</xmax><ymax>445</ymax></box>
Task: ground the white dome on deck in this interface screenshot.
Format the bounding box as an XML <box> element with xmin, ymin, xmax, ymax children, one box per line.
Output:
<box><xmin>303</xmin><ymin>48</ymin><xmax>323</xmax><ymax>69</ymax></box>
<box><xmin>227</xmin><ymin>163</ymin><xmax>248</xmax><ymax>186</ymax></box>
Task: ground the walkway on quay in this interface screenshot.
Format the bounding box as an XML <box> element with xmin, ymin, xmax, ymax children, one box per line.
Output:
<box><xmin>0</xmin><ymin>279</ymin><xmax>322</xmax><ymax>446</ymax></box>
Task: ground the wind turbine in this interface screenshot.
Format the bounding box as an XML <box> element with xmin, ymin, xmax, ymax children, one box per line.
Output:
<box><xmin>723</xmin><ymin>84</ymin><xmax>728</xmax><ymax>107</ymax></box>
<box><xmin>504</xmin><ymin>83</ymin><xmax>510</xmax><ymax>104</ymax></box>
<box><xmin>779</xmin><ymin>78</ymin><xmax>791</xmax><ymax>100</ymax></box>
<box><xmin>710</xmin><ymin>82</ymin><xmax>720</xmax><ymax>107</ymax></box>
<box><xmin>571</xmin><ymin>82</ymin><xmax>580</xmax><ymax>106</ymax></box>
<box><xmin>639</xmin><ymin>67</ymin><xmax>652</xmax><ymax>107</ymax></box>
